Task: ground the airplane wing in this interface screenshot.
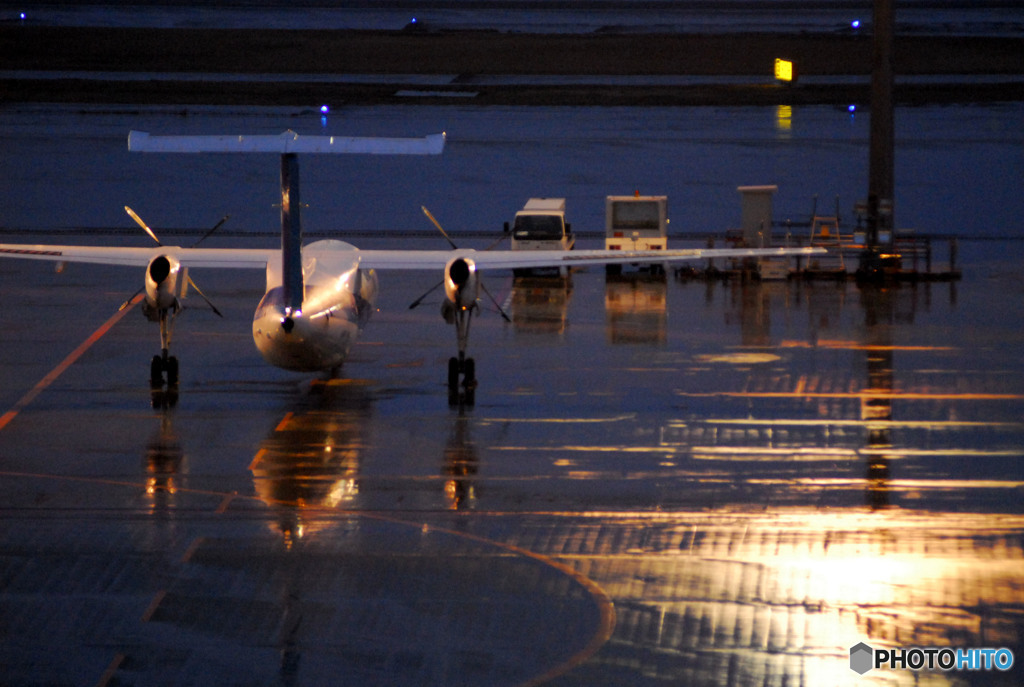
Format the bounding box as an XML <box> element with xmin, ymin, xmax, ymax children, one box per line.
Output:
<box><xmin>1</xmin><ymin>243</ymin><xmax>823</xmax><ymax>271</ymax></box>
<box><xmin>355</xmin><ymin>245</ymin><xmax>825</xmax><ymax>271</ymax></box>
<box><xmin>0</xmin><ymin>245</ymin><xmax>276</xmax><ymax>269</ymax></box>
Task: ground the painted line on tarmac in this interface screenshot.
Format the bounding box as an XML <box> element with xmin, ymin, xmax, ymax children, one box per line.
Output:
<box><xmin>341</xmin><ymin>509</ymin><xmax>618</xmax><ymax>686</ymax></box>
<box><xmin>1</xmin><ymin>442</ymin><xmax>618</xmax><ymax>687</ymax></box>
<box><xmin>0</xmin><ymin>294</ymin><xmax>143</xmax><ymax>433</ymax></box>
<box><xmin>253</xmin><ymin>404</ymin><xmax>617</xmax><ymax>682</ymax></box>
<box><xmin>94</xmin><ymin>653</ymin><xmax>126</xmax><ymax>687</ymax></box>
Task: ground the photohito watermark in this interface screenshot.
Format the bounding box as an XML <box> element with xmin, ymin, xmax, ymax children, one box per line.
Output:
<box><xmin>850</xmin><ymin>642</ymin><xmax>1015</xmax><ymax>675</ymax></box>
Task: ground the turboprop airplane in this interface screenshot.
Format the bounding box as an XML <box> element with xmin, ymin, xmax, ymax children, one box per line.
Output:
<box><xmin>0</xmin><ymin>130</ymin><xmax>824</xmax><ymax>402</ymax></box>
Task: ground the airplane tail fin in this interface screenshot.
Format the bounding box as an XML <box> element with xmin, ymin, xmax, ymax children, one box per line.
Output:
<box><xmin>129</xmin><ymin>129</ymin><xmax>447</xmax><ymax>315</ymax></box>
<box><xmin>280</xmin><ymin>153</ymin><xmax>303</xmax><ymax>314</ymax></box>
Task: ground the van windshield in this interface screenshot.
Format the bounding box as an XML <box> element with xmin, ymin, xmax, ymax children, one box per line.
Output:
<box><xmin>514</xmin><ymin>215</ymin><xmax>564</xmax><ymax>240</ymax></box>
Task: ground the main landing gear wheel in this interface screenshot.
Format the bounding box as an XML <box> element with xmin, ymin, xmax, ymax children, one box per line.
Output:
<box><xmin>448</xmin><ymin>356</ymin><xmax>476</xmax><ymax>407</ymax></box>
<box><xmin>150</xmin><ymin>354</ymin><xmax>179</xmax><ymax>387</ymax></box>
<box><xmin>150</xmin><ymin>353</ymin><xmax>179</xmax><ymax>410</ymax></box>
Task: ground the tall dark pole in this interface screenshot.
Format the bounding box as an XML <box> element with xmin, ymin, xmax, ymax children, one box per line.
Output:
<box><xmin>862</xmin><ymin>0</ymin><xmax>898</xmax><ymax>276</ymax></box>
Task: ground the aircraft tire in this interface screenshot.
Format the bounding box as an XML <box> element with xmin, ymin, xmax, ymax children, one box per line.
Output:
<box><xmin>463</xmin><ymin>358</ymin><xmax>475</xmax><ymax>385</ymax></box>
<box><xmin>448</xmin><ymin>357</ymin><xmax>460</xmax><ymax>389</ymax></box>
<box><xmin>150</xmin><ymin>355</ymin><xmax>164</xmax><ymax>385</ymax></box>
<box><xmin>166</xmin><ymin>357</ymin><xmax>179</xmax><ymax>386</ymax></box>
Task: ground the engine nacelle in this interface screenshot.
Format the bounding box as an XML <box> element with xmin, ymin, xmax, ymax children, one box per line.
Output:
<box><xmin>444</xmin><ymin>256</ymin><xmax>479</xmax><ymax>311</ymax></box>
<box><xmin>145</xmin><ymin>254</ymin><xmax>181</xmax><ymax>312</ymax></box>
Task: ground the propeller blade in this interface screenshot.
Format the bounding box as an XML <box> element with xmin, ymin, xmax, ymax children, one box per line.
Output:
<box><xmin>480</xmin><ymin>281</ymin><xmax>512</xmax><ymax>323</ymax></box>
<box><xmin>125</xmin><ymin>206</ymin><xmax>162</xmax><ymax>246</ymax></box>
<box><xmin>186</xmin><ymin>275</ymin><xmax>223</xmax><ymax>318</ymax></box>
<box><xmin>421</xmin><ymin>206</ymin><xmax>459</xmax><ymax>250</ymax></box>
<box><xmin>483</xmin><ymin>232</ymin><xmax>510</xmax><ymax>251</ymax></box>
<box><xmin>409</xmin><ymin>279</ymin><xmax>444</xmax><ymax>310</ymax></box>
<box><xmin>119</xmin><ymin>286</ymin><xmax>145</xmax><ymax>311</ymax></box>
<box><xmin>190</xmin><ymin>214</ymin><xmax>230</xmax><ymax>249</ymax></box>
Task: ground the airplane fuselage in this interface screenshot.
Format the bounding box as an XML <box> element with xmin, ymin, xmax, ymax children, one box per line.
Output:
<box><xmin>252</xmin><ymin>240</ymin><xmax>378</xmax><ymax>372</ymax></box>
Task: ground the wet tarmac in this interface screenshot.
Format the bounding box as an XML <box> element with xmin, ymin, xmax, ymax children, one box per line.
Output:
<box><xmin>1</xmin><ymin>239</ymin><xmax>1023</xmax><ymax>685</ymax></box>
<box><xmin>2</xmin><ymin>100</ymin><xmax>1024</xmax><ymax>685</ymax></box>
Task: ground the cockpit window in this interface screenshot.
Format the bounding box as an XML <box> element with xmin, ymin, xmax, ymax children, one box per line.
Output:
<box><xmin>254</xmin><ymin>287</ymin><xmax>286</xmax><ymax>320</ymax></box>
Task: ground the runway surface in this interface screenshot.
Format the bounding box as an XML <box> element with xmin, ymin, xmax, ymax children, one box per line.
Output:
<box><xmin>1</xmin><ymin>237</ymin><xmax>1023</xmax><ymax>685</ymax></box>
<box><xmin>4</xmin><ymin>26</ymin><xmax>1022</xmax><ymax>108</ymax></box>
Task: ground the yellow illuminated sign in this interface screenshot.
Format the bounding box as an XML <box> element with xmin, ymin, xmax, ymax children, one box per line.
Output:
<box><xmin>775</xmin><ymin>58</ymin><xmax>796</xmax><ymax>82</ymax></box>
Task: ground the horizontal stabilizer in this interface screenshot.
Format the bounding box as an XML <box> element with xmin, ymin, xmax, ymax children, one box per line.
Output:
<box><xmin>128</xmin><ymin>130</ymin><xmax>446</xmax><ymax>155</ymax></box>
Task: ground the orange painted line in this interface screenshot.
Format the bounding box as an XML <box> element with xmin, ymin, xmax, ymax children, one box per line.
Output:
<box><xmin>140</xmin><ymin>590</ymin><xmax>166</xmax><ymax>623</ymax></box>
<box><xmin>216</xmin><ymin>491</ymin><xmax>237</xmax><ymax>513</ymax></box>
<box><xmin>677</xmin><ymin>390</ymin><xmax>1024</xmax><ymax>401</ymax></box>
<box><xmin>94</xmin><ymin>653</ymin><xmax>126</xmax><ymax>687</ymax></box>
<box><xmin>352</xmin><ymin>510</ymin><xmax>617</xmax><ymax>687</ymax></box>
<box><xmin>0</xmin><ymin>294</ymin><xmax>144</xmax><ymax>433</ymax></box>
<box><xmin>1</xmin><ymin>464</ymin><xmax>615</xmax><ymax>683</ymax></box>
<box><xmin>274</xmin><ymin>411</ymin><xmax>294</xmax><ymax>433</ymax></box>
<box><xmin>780</xmin><ymin>339</ymin><xmax>955</xmax><ymax>352</ymax></box>
<box><xmin>180</xmin><ymin>537</ymin><xmax>204</xmax><ymax>564</ymax></box>
<box><xmin>248</xmin><ymin>447</ymin><xmax>268</xmax><ymax>472</ymax></box>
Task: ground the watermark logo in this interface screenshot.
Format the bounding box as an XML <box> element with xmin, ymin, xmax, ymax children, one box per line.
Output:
<box><xmin>850</xmin><ymin>643</ymin><xmax>1015</xmax><ymax>674</ymax></box>
<box><xmin>850</xmin><ymin>642</ymin><xmax>873</xmax><ymax>675</ymax></box>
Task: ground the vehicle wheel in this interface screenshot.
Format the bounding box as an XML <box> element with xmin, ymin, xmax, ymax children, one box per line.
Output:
<box><xmin>463</xmin><ymin>357</ymin><xmax>475</xmax><ymax>386</ymax></box>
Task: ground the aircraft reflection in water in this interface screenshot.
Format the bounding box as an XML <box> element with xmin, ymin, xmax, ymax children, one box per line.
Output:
<box><xmin>248</xmin><ymin>379</ymin><xmax>484</xmax><ymax>537</ymax></box>
<box><xmin>250</xmin><ymin>380</ymin><xmax>368</xmax><ymax>545</ymax></box>
<box><xmin>444</xmin><ymin>409</ymin><xmax>479</xmax><ymax>510</ymax></box>
<box><xmin>144</xmin><ymin>408</ymin><xmax>184</xmax><ymax>513</ymax></box>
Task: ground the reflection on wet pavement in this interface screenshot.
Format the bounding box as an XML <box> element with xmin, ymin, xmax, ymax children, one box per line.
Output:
<box><xmin>251</xmin><ymin>379</ymin><xmax>370</xmax><ymax>543</ymax></box>
<box><xmin>518</xmin><ymin>510</ymin><xmax>1024</xmax><ymax>686</ymax></box>
<box><xmin>1</xmin><ymin>258</ymin><xmax>1023</xmax><ymax>686</ymax></box>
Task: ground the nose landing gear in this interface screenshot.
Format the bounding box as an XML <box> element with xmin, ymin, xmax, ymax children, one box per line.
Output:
<box><xmin>444</xmin><ymin>295</ymin><xmax>479</xmax><ymax>407</ymax></box>
<box><xmin>151</xmin><ymin>351</ymin><xmax>179</xmax><ymax>387</ymax></box>
<box><xmin>148</xmin><ymin>306</ymin><xmax>179</xmax><ymax>409</ymax></box>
